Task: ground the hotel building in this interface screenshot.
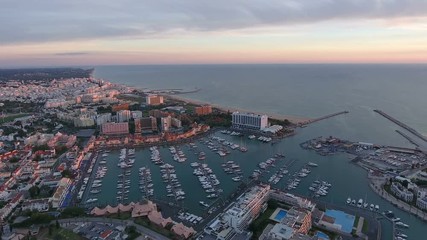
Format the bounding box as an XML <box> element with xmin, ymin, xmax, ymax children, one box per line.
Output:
<box><xmin>146</xmin><ymin>95</ymin><xmax>164</xmax><ymax>106</ymax></box>
<box><xmin>101</xmin><ymin>122</ymin><xmax>129</xmax><ymax>135</ymax></box>
<box><xmin>195</xmin><ymin>105</ymin><xmax>213</xmax><ymax>115</ymax></box>
<box><xmin>232</xmin><ymin>112</ymin><xmax>268</xmax><ymax>130</ymax></box>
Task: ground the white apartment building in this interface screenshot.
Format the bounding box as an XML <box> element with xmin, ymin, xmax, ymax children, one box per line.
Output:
<box><xmin>232</xmin><ymin>112</ymin><xmax>268</xmax><ymax>130</ymax></box>
<box><xmin>117</xmin><ymin>110</ymin><xmax>131</xmax><ymax>122</ymax></box>
<box><xmin>96</xmin><ymin>113</ymin><xmax>112</xmax><ymax>126</ymax></box>
<box><xmin>222</xmin><ymin>184</ymin><xmax>270</xmax><ymax>233</ymax></box>
<box><xmin>131</xmin><ymin>110</ymin><xmax>143</xmax><ymax>119</ymax></box>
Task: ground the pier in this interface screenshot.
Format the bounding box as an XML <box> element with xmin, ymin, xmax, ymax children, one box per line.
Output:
<box><xmin>302</xmin><ymin>111</ymin><xmax>349</xmax><ymax>126</ymax></box>
<box><xmin>395</xmin><ymin>130</ymin><xmax>420</xmax><ymax>147</ymax></box>
<box><xmin>374</xmin><ymin>109</ymin><xmax>427</xmax><ymax>142</ymax></box>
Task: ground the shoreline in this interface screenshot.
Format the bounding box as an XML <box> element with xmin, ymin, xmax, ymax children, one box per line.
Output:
<box><xmin>163</xmin><ymin>94</ymin><xmax>312</xmax><ymax>124</ymax></box>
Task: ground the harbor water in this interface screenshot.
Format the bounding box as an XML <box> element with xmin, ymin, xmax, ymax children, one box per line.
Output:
<box><xmin>94</xmin><ymin>64</ymin><xmax>427</xmax><ymax>239</ymax></box>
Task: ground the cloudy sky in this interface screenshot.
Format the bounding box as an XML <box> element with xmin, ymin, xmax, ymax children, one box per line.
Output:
<box><xmin>1</xmin><ymin>0</ymin><xmax>427</xmax><ymax>66</ymax></box>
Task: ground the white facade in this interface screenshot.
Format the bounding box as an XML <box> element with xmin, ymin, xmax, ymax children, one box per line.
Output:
<box><xmin>232</xmin><ymin>112</ymin><xmax>268</xmax><ymax>130</ymax></box>
<box><xmin>117</xmin><ymin>110</ymin><xmax>131</xmax><ymax>122</ymax></box>
<box><xmin>131</xmin><ymin>110</ymin><xmax>143</xmax><ymax>119</ymax></box>
<box><xmin>96</xmin><ymin>113</ymin><xmax>112</xmax><ymax>126</ymax></box>
<box><xmin>222</xmin><ymin>184</ymin><xmax>270</xmax><ymax>233</ymax></box>
<box><xmin>161</xmin><ymin>116</ymin><xmax>172</xmax><ymax>132</ymax></box>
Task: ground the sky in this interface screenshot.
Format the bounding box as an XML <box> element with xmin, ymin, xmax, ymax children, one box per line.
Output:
<box><xmin>1</xmin><ymin>0</ymin><xmax>427</xmax><ymax>67</ymax></box>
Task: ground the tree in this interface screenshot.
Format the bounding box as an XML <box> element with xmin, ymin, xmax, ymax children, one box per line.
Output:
<box><xmin>48</xmin><ymin>224</ymin><xmax>53</xmax><ymax>236</ymax></box>
<box><xmin>29</xmin><ymin>186</ymin><xmax>40</xmax><ymax>198</ymax></box>
<box><xmin>55</xmin><ymin>220</ymin><xmax>60</xmax><ymax>229</ymax></box>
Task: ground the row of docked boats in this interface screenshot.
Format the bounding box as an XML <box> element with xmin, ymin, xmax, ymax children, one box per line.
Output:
<box><xmin>258</xmin><ymin>157</ymin><xmax>278</xmax><ymax>170</ymax></box>
<box><xmin>268</xmin><ymin>167</ymin><xmax>289</xmax><ymax>185</ymax></box>
<box><xmin>221</xmin><ymin>160</ymin><xmax>243</xmax><ymax>178</ymax></box>
<box><xmin>116</xmin><ymin>169</ymin><xmax>132</xmax><ymax>202</ymax></box>
<box><xmin>160</xmin><ymin>163</ymin><xmax>186</xmax><ymax>201</ymax></box>
<box><xmin>150</xmin><ymin>146</ymin><xmax>164</xmax><ymax>165</ymax></box>
<box><xmin>220</xmin><ymin>130</ymin><xmax>242</xmax><ymax>136</ymax></box>
<box><xmin>383</xmin><ymin>210</ymin><xmax>409</xmax><ymax>239</ymax></box>
<box><xmin>117</xmin><ymin>148</ymin><xmax>135</xmax><ymax>169</ymax></box>
<box><xmin>309</xmin><ymin>180</ymin><xmax>331</xmax><ymax>197</ymax></box>
<box><xmin>193</xmin><ymin>163</ymin><xmax>222</xmax><ymax>199</ymax></box>
<box><xmin>139</xmin><ymin>167</ymin><xmax>154</xmax><ymax>198</ymax></box>
<box><xmin>169</xmin><ymin>146</ymin><xmax>187</xmax><ymax>163</ymax></box>
<box><xmin>346</xmin><ymin>197</ymin><xmax>379</xmax><ymax>212</ymax></box>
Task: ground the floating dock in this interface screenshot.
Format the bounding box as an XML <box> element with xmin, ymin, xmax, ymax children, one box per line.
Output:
<box><xmin>374</xmin><ymin>110</ymin><xmax>427</xmax><ymax>142</ymax></box>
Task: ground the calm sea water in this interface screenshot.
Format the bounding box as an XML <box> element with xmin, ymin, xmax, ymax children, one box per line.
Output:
<box><xmin>94</xmin><ymin>64</ymin><xmax>427</xmax><ymax>239</ymax></box>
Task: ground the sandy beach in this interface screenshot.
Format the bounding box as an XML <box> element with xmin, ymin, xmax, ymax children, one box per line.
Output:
<box><xmin>164</xmin><ymin>94</ymin><xmax>312</xmax><ymax>124</ymax></box>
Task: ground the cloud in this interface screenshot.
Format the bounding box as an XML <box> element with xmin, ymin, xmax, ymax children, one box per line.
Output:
<box><xmin>54</xmin><ymin>52</ymin><xmax>92</xmax><ymax>56</ymax></box>
<box><xmin>1</xmin><ymin>0</ymin><xmax>427</xmax><ymax>44</ymax></box>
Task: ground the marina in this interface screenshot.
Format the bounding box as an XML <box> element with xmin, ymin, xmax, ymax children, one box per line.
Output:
<box><xmin>78</xmin><ymin>129</ymin><xmax>424</xmax><ymax>239</ymax></box>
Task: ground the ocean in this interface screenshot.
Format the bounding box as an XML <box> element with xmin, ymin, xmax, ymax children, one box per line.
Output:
<box><xmin>94</xmin><ymin>64</ymin><xmax>427</xmax><ymax>239</ymax></box>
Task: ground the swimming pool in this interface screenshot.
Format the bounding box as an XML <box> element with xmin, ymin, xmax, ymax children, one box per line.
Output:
<box><xmin>324</xmin><ymin>209</ymin><xmax>355</xmax><ymax>233</ymax></box>
<box><xmin>274</xmin><ymin>209</ymin><xmax>288</xmax><ymax>221</ymax></box>
<box><xmin>316</xmin><ymin>231</ymin><xmax>330</xmax><ymax>240</ymax></box>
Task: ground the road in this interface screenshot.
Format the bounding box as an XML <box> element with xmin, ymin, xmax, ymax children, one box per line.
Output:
<box><xmin>56</xmin><ymin>217</ymin><xmax>170</xmax><ymax>240</ymax></box>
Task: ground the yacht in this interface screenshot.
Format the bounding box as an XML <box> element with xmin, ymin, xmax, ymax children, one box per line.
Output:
<box><xmin>346</xmin><ymin>198</ymin><xmax>351</xmax><ymax>204</ymax></box>
<box><xmin>357</xmin><ymin>199</ymin><xmax>363</xmax><ymax>208</ymax></box>
<box><xmin>232</xmin><ymin>176</ymin><xmax>241</xmax><ymax>182</ymax></box>
<box><xmin>370</xmin><ymin>204</ymin><xmax>375</xmax><ymax>211</ymax></box>
<box><xmin>307</xmin><ymin>162</ymin><xmax>318</xmax><ymax>167</ymax></box>
<box><xmin>86</xmin><ymin>198</ymin><xmax>98</xmax><ymax>204</ymax></box>
<box><xmin>199</xmin><ymin>201</ymin><xmax>210</xmax><ymax>208</ymax></box>
<box><xmin>395</xmin><ymin>222</ymin><xmax>409</xmax><ymax>228</ymax></box>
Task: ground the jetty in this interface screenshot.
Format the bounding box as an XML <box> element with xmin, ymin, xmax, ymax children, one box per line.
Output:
<box><xmin>302</xmin><ymin>111</ymin><xmax>349</xmax><ymax>126</ymax></box>
<box><xmin>395</xmin><ymin>130</ymin><xmax>420</xmax><ymax>147</ymax></box>
<box><xmin>374</xmin><ymin>110</ymin><xmax>427</xmax><ymax>142</ymax></box>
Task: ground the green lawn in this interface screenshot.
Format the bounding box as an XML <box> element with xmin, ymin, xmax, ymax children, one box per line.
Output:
<box><xmin>37</xmin><ymin>227</ymin><xmax>84</xmax><ymax>240</ymax></box>
<box><xmin>362</xmin><ymin>219</ymin><xmax>369</xmax><ymax>233</ymax></box>
<box><xmin>249</xmin><ymin>207</ymin><xmax>276</xmax><ymax>239</ymax></box>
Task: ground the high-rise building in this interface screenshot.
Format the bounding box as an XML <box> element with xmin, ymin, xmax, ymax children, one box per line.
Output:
<box><xmin>140</xmin><ymin>117</ymin><xmax>157</xmax><ymax>132</ymax></box>
<box><xmin>96</xmin><ymin>113</ymin><xmax>112</xmax><ymax>126</ymax></box>
<box><xmin>146</xmin><ymin>95</ymin><xmax>164</xmax><ymax>106</ymax></box>
<box><xmin>232</xmin><ymin>112</ymin><xmax>268</xmax><ymax>130</ymax></box>
<box><xmin>134</xmin><ymin>118</ymin><xmax>142</xmax><ymax>133</ymax></box>
<box><xmin>161</xmin><ymin>116</ymin><xmax>172</xmax><ymax>132</ymax></box>
<box><xmin>117</xmin><ymin>110</ymin><xmax>131</xmax><ymax>122</ymax></box>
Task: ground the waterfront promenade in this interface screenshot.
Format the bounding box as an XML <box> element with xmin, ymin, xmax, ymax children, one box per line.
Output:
<box><xmin>369</xmin><ymin>178</ymin><xmax>427</xmax><ymax>221</ymax></box>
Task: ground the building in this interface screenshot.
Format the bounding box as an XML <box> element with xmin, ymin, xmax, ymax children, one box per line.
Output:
<box><xmin>222</xmin><ymin>184</ymin><xmax>270</xmax><ymax>233</ymax></box>
<box><xmin>391</xmin><ymin>182</ymin><xmax>414</xmax><ymax>202</ymax></box>
<box><xmin>101</xmin><ymin>122</ymin><xmax>129</xmax><ymax>135</ymax></box>
<box><xmin>149</xmin><ymin>109</ymin><xmax>173</xmax><ymax>118</ymax></box>
<box><xmin>112</xmin><ymin>103</ymin><xmax>129</xmax><ymax>112</ymax></box>
<box><xmin>134</xmin><ymin>118</ymin><xmax>142</xmax><ymax>133</ymax></box>
<box><xmin>146</xmin><ymin>95</ymin><xmax>164</xmax><ymax>106</ymax></box>
<box><xmin>161</xmin><ymin>116</ymin><xmax>172</xmax><ymax>132</ymax></box>
<box><xmin>267</xmin><ymin>224</ymin><xmax>295</xmax><ymax>240</ymax></box>
<box><xmin>280</xmin><ymin>208</ymin><xmax>312</xmax><ymax>235</ymax></box>
<box><xmin>232</xmin><ymin>112</ymin><xmax>268</xmax><ymax>130</ymax></box>
<box><xmin>416</xmin><ymin>197</ymin><xmax>427</xmax><ymax>210</ymax></box>
<box><xmin>171</xmin><ymin>117</ymin><xmax>182</xmax><ymax>128</ymax></box>
<box><xmin>131</xmin><ymin>110</ymin><xmax>143</xmax><ymax>119</ymax></box>
<box><xmin>50</xmin><ymin>177</ymin><xmax>72</xmax><ymax>209</ymax></box>
<box><xmin>96</xmin><ymin>113</ymin><xmax>112</xmax><ymax>126</ymax></box>
<box><xmin>140</xmin><ymin>117</ymin><xmax>157</xmax><ymax>132</ymax></box>
<box><xmin>74</xmin><ymin>116</ymin><xmax>95</xmax><ymax>127</ymax></box>
<box><xmin>117</xmin><ymin>110</ymin><xmax>131</xmax><ymax>122</ymax></box>
<box><xmin>195</xmin><ymin>105</ymin><xmax>212</xmax><ymax>115</ymax></box>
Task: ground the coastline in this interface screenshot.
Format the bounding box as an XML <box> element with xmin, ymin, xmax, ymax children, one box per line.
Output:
<box><xmin>163</xmin><ymin>94</ymin><xmax>312</xmax><ymax>124</ymax></box>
